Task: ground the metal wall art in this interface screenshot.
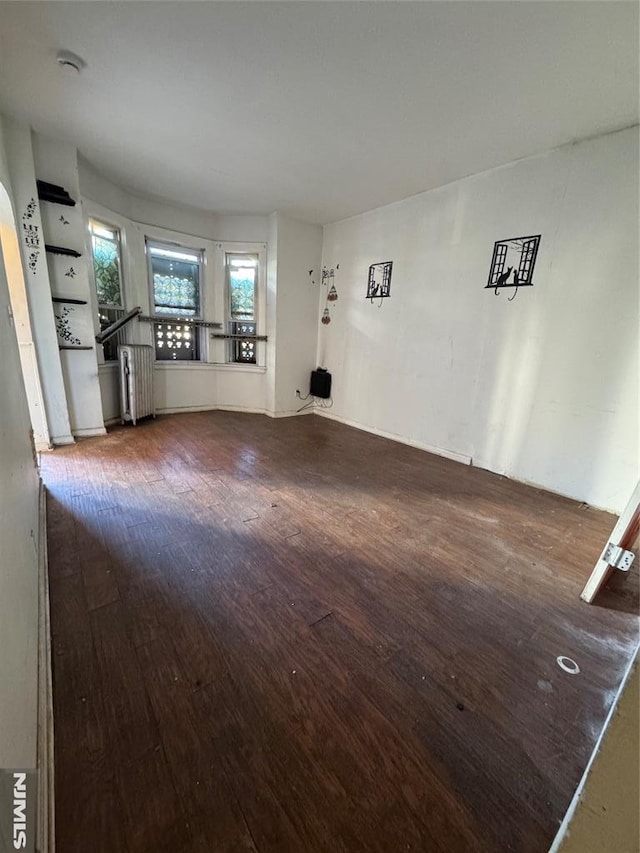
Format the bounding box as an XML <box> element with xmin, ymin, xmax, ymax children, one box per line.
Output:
<box><xmin>310</xmin><ymin>265</ymin><xmax>340</xmax><ymax>290</ymax></box>
<box><xmin>367</xmin><ymin>261</ymin><xmax>392</xmax><ymax>305</ymax></box>
<box><xmin>486</xmin><ymin>235</ymin><xmax>541</xmax><ymax>301</ymax></box>
<box><xmin>54</xmin><ymin>305</ymin><xmax>82</xmax><ymax>346</ymax></box>
<box><xmin>24</xmin><ymin>198</ymin><xmax>37</xmax><ymax>219</ymax></box>
<box><xmin>22</xmin><ymin>198</ymin><xmax>40</xmax><ymax>274</ymax></box>
<box><xmin>322</xmin><ymin>265</ymin><xmax>338</xmax><ymax>286</ymax></box>
<box><xmin>317</xmin><ymin>263</ymin><xmax>339</xmax><ymax>326</ymax></box>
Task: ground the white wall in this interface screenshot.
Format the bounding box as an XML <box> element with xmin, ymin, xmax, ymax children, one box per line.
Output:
<box><xmin>319</xmin><ymin>127</ymin><xmax>639</xmax><ymax>512</ymax></box>
<box><xmin>79</xmin><ymin>157</ymin><xmax>269</xmax><ymax>243</ymax></box>
<box><xmin>0</xmin><ymin>118</ymin><xmax>40</xmax><ymax>771</ymax></box>
<box><xmin>265</xmin><ymin>212</ymin><xmax>278</xmax><ymax>414</ymax></box>
<box><xmin>98</xmin><ymin>363</ymin><xmax>120</xmax><ymax>422</ymax></box>
<box><xmin>272</xmin><ymin>213</ymin><xmax>322</xmax><ymax>414</ymax></box>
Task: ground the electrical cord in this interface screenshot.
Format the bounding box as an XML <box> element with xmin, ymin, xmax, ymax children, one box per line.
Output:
<box><xmin>297</xmin><ymin>395</ymin><xmax>333</xmax><ymax>413</ymax></box>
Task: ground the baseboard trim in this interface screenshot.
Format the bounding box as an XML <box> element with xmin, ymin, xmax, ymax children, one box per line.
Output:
<box><xmin>313</xmin><ymin>409</ymin><xmax>472</xmax><ymax>466</ymax></box>
<box><xmin>153</xmin><ymin>404</ymin><xmax>314</xmax><ymax>419</ymax></box>
<box><xmin>155</xmin><ymin>404</ymin><xmax>218</xmax><ymax>415</ymax></box>
<box><xmin>155</xmin><ymin>403</ymin><xmax>269</xmax><ymax>416</ymax></box>
<box><xmin>72</xmin><ymin>427</ymin><xmax>107</xmax><ymax>438</ymax></box>
<box><xmin>266</xmin><ymin>408</ymin><xmax>315</xmax><ymax>419</ymax></box>
<box><xmin>51</xmin><ymin>434</ymin><xmax>75</xmax><ymax>446</ymax></box>
<box><xmin>214</xmin><ymin>405</ymin><xmax>270</xmax><ymax>416</ymax></box>
<box><xmin>37</xmin><ymin>484</ymin><xmax>55</xmax><ymax>853</ymax></box>
<box><xmin>104</xmin><ymin>404</ymin><xmax>317</xmax><ymax>422</ymax></box>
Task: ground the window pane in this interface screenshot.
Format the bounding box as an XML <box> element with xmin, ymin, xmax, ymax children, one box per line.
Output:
<box><xmin>149</xmin><ymin>245</ymin><xmax>200</xmax><ymax>263</ymax></box>
<box><xmin>154</xmin><ymin>322</ymin><xmax>199</xmax><ymax>361</ymax></box>
<box><xmin>99</xmin><ymin>307</ymin><xmax>125</xmax><ymax>361</ymax></box>
<box><xmin>92</xmin><ymin>233</ymin><xmax>122</xmax><ymax>306</ymax></box>
<box><xmin>151</xmin><ymin>252</ymin><xmax>200</xmax><ymax>316</ymax></box>
<box><xmin>229</xmin><ymin>266</ymin><xmax>255</xmax><ymax>321</ymax></box>
<box><xmin>230</xmin><ymin>321</ymin><xmax>256</xmax><ymax>364</ymax></box>
<box><xmin>92</xmin><ymin>224</ymin><xmax>117</xmax><ymax>241</ymax></box>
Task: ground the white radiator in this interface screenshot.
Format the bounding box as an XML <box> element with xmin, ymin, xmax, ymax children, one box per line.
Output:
<box><xmin>118</xmin><ymin>344</ymin><xmax>155</xmax><ymax>425</ymax></box>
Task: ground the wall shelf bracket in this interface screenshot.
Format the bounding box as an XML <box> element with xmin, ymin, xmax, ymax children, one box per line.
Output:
<box><xmin>45</xmin><ymin>244</ymin><xmax>82</xmax><ymax>258</ymax></box>
<box><xmin>36</xmin><ymin>179</ymin><xmax>76</xmax><ymax>207</ymax></box>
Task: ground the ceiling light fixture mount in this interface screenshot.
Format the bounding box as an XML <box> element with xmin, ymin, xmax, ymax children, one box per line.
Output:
<box><xmin>56</xmin><ymin>50</ymin><xmax>86</xmax><ymax>74</ymax></box>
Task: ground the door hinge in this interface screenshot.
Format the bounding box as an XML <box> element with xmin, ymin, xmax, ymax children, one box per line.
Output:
<box><xmin>603</xmin><ymin>543</ymin><xmax>635</xmax><ymax>572</ymax></box>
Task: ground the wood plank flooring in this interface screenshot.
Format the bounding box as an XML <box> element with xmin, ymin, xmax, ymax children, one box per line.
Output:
<box><xmin>41</xmin><ymin>411</ymin><xmax>639</xmax><ymax>853</ymax></box>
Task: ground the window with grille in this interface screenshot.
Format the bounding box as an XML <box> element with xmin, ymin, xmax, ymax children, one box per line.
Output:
<box><xmin>146</xmin><ymin>240</ymin><xmax>203</xmax><ymax>361</ymax></box>
<box><xmin>227</xmin><ymin>253</ymin><xmax>258</xmax><ymax>364</ymax></box>
<box><xmin>90</xmin><ymin>219</ymin><xmax>125</xmax><ymax>361</ymax></box>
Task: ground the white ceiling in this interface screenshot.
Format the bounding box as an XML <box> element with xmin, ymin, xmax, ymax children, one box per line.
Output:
<box><xmin>0</xmin><ymin>2</ymin><xmax>637</xmax><ymax>225</ymax></box>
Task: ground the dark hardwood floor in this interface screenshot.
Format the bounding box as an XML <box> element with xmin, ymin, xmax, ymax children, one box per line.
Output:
<box><xmin>41</xmin><ymin>411</ymin><xmax>639</xmax><ymax>853</ymax></box>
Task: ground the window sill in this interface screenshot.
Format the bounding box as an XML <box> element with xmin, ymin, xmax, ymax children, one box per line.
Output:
<box><xmin>210</xmin><ymin>363</ymin><xmax>266</xmax><ymax>374</ymax></box>
<box><xmin>153</xmin><ymin>361</ymin><xmax>266</xmax><ymax>374</ymax></box>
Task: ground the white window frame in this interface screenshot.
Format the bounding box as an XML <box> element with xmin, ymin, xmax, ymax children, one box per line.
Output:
<box><xmin>145</xmin><ymin>236</ymin><xmax>206</xmax><ymax>363</ymax></box>
<box><xmin>85</xmin><ymin>207</ymin><xmax>130</xmax><ymax>365</ymax></box>
<box><xmin>213</xmin><ymin>241</ymin><xmax>267</xmax><ymax>369</ymax></box>
<box><xmin>89</xmin><ymin>219</ymin><xmax>124</xmax><ymax>308</ymax></box>
<box><xmin>226</xmin><ymin>251</ymin><xmax>260</xmax><ymax>364</ymax></box>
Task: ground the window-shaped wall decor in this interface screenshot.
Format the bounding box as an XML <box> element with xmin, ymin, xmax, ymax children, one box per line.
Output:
<box><xmin>367</xmin><ymin>261</ymin><xmax>393</xmax><ymax>303</ymax></box>
<box><xmin>486</xmin><ymin>235</ymin><xmax>541</xmax><ymax>299</ymax></box>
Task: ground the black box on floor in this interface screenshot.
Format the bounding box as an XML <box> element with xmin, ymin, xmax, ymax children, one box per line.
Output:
<box><xmin>310</xmin><ymin>368</ymin><xmax>332</xmax><ymax>399</ymax></box>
